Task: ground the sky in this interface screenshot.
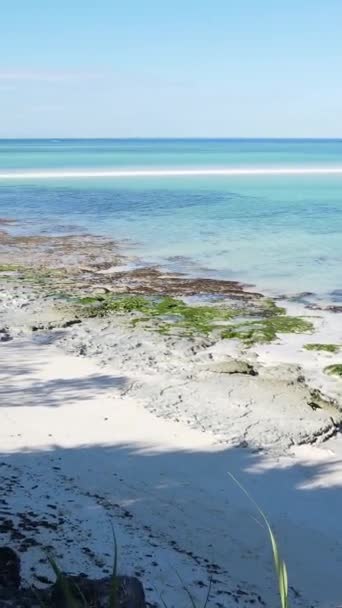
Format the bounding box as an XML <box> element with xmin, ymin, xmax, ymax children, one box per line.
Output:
<box><xmin>1</xmin><ymin>0</ymin><xmax>342</xmax><ymax>138</ymax></box>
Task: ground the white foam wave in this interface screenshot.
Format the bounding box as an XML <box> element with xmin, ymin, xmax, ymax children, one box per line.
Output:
<box><xmin>1</xmin><ymin>166</ymin><xmax>342</xmax><ymax>179</ymax></box>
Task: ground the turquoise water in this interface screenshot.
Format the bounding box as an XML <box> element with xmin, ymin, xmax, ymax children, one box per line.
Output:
<box><xmin>0</xmin><ymin>139</ymin><xmax>342</xmax><ymax>299</ymax></box>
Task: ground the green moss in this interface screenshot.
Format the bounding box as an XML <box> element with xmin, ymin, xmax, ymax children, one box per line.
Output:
<box><xmin>221</xmin><ymin>315</ymin><xmax>313</xmax><ymax>345</ymax></box>
<box><xmin>3</xmin><ymin>266</ymin><xmax>70</xmax><ymax>286</ymax></box>
<box><xmin>324</xmin><ymin>364</ymin><xmax>342</xmax><ymax>378</ymax></box>
<box><xmin>304</xmin><ymin>343</ymin><xmax>340</xmax><ymax>353</ymax></box>
<box><xmin>77</xmin><ymin>295</ymin><xmax>153</xmax><ymax>315</ymax></box>
<box><xmin>76</xmin><ymin>294</ymin><xmax>237</xmax><ymax>333</ymax></box>
<box><xmin>77</xmin><ymin>296</ymin><xmax>103</xmax><ymax>305</ymax></box>
<box><xmin>152</xmin><ymin>296</ymin><xmax>236</xmax><ymax>333</ymax></box>
<box><xmin>74</xmin><ymin>293</ymin><xmax>314</xmax><ymax>344</ymax></box>
<box><xmin>260</xmin><ymin>298</ymin><xmax>287</xmax><ymax>316</ymax></box>
<box><xmin>0</xmin><ymin>264</ymin><xmax>21</xmax><ymax>272</ymax></box>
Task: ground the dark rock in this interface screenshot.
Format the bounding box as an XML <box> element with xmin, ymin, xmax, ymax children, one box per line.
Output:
<box><xmin>209</xmin><ymin>359</ymin><xmax>258</xmax><ymax>376</ymax></box>
<box><xmin>330</xmin><ymin>289</ymin><xmax>342</xmax><ymax>302</ymax></box>
<box><xmin>60</xmin><ymin>319</ymin><xmax>82</xmax><ymax>328</ymax></box>
<box><xmin>0</xmin><ymin>218</ymin><xmax>17</xmax><ymax>225</ymax></box>
<box><xmin>0</xmin><ymin>329</ymin><xmax>12</xmax><ymax>342</ymax></box>
<box><xmin>326</xmin><ymin>305</ymin><xmax>342</xmax><ymax>313</ymax></box>
<box><xmin>0</xmin><ymin>547</ymin><xmax>146</xmax><ymax>608</ymax></box>
<box><xmin>306</xmin><ymin>303</ymin><xmax>342</xmax><ymax>313</ymax></box>
<box><xmin>51</xmin><ymin>574</ymin><xmax>145</xmax><ymax>608</ymax></box>
<box><xmin>0</xmin><ymin>547</ymin><xmax>21</xmax><ymax>589</ymax></box>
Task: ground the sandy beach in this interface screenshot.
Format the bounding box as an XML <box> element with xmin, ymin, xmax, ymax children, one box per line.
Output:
<box><xmin>0</xmin><ymin>229</ymin><xmax>342</xmax><ymax>607</ymax></box>
<box><xmin>1</xmin><ymin>336</ymin><xmax>342</xmax><ymax>607</ymax></box>
<box><xmin>2</xmin><ymin>1</ymin><xmax>342</xmax><ymax>603</ymax></box>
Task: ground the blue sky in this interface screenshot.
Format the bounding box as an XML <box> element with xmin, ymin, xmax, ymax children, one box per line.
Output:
<box><xmin>1</xmin><ymin>1</ymin><xmax>341</xmax><ymax>137</ymax></box>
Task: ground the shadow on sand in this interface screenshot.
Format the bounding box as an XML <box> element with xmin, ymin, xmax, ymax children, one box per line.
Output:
<box><xmin>1</xmin><ymin>340</ymin><xmax>342</xmax><ymax>607</ymax></box>
<box><xmin>1</xmin><ymin>440</ymin><xmax>342</xmax><ymax>606</ymax></box>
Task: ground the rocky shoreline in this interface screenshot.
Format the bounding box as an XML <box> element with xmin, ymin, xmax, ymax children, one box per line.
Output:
<box><xmin>0</xmin><ymin>227</ymin><xmax>341</xmax><ymax>451</ymax></box>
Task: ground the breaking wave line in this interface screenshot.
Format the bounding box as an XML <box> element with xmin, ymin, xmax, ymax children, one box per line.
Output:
<box><xmin>1</xmin><ymin>166</ymin><xmax>342</xmax><ymax>179</ymax></box>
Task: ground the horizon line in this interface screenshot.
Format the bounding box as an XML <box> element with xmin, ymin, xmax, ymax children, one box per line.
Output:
<box><xmin>1</xmin><ymin>136</ymin><xmax>342</xmax><ymax>142</ymax></box>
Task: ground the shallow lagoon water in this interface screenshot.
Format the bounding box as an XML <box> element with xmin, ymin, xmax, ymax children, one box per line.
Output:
<box><xmin>0</xmin><ymin>139</ymin><xmax>341</xmax><ymax>299</ymax></box>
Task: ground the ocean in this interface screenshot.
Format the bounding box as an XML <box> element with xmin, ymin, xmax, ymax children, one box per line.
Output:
<box><xmin>0</xmin><ymin>138</ymin><xmax>342</xmax><ymax>300</ymax></box>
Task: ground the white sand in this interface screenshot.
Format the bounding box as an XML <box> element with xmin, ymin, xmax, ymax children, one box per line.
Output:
<box><xmin>1</xmin><ymin>337</ymin><xmax>342</xmax><ymax>607</ymax></box>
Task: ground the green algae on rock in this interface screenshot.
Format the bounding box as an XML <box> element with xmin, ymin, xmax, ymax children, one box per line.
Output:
<box><xmin>75</xmin><ymin>294</ymin><xmax>238</xmax><ymax>334</ymax></box>
<box><xmin>304</xmin><ymin>343</ymin><xmax>340</xmax><ymax>353</ymax></box>
<box><xmin>0</xmin><ymin>264</ymin><xmax>22</xmax><ymax>272</ymax></box>
<box><xmin>74</xmin><ymin>293</ymin><xmax>314</xmax><ymax>344</ymax></box>
<box><xmin>259</xmin><ymin>298</ymin><xmax>287</xmax><ymax>317</ymax></box>
<box><xmin>77</xmin><ymin>294</ymin><xmax>152</xmax><ymax>313</ymax></box>
<box><xmin>221</xmin><ymin>315</ymin><xmax>314</xmax><ymax>345</ymax></box>
<box><xmin>324</xmin><ymin>364</ymin><xmax>342</xmax><ymax>378</ymax></box>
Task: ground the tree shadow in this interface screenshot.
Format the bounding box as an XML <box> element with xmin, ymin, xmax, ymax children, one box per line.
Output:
<box><xmin>1</xmin><ymin>340</ymin><xmax>342</xmax><ymax>606</ymax></box>
<box><xmin>0</xmin><ymin>349</ymin><xmax>128</xmax><ymax>408</ymax></box>
<box><xmin>0</xmin><ymin>372</ymin><xmax>128</xmax><ymax>407</ymax></box>
<box><xmin>1</xmin><ymin>439</ymin><xmax>342</xmax><ymax>607</ymax></box>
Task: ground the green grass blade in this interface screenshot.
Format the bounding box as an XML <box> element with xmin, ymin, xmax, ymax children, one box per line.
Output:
<box><xmin>73</xmin><ymin>582</ymin><xmax>89</xmax><ymax>608</ymax></box>
<box><xmin>174</xmin><ymin>569</ymin><xmax>197</xmax><ymax>608</ymax></box>
<box><xmin>202</xmin><ymin>577</ymin><xmax>212</xmax><ymax>608</ymax></box>
<box><xmin>228</xmin><ymin>473</ymin><xmax>289</xmax><ymax>608</ymax></box>
<box><xmin>31</xmin><ymin>586</ymin><xmax>49</xmax><ymax>608</ymax></box>
<box><xmin>159</xmin><ymin>591</ymin><xmax>170</xmax><ymax>608</ymax></box>
<box><xmin>108</xmin><ymin>524</ymin><xmax>118</xmax><ymax>608</ymax></box>
<box><xmin>48</xmin><ymin>556</ymin><xmax>81</xmax><ymax>608</ymax></box>
<box><xmin>268</xmin><ymin>526</ymin><xmax>288</xmax><ymax>608</ymax></box>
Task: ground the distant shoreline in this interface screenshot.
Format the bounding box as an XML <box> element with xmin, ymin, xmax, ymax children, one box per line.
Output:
<box><xmin>2</xmin><ymin>137</ymin><xmax>342</xmax><ymax>142</ymax></box>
